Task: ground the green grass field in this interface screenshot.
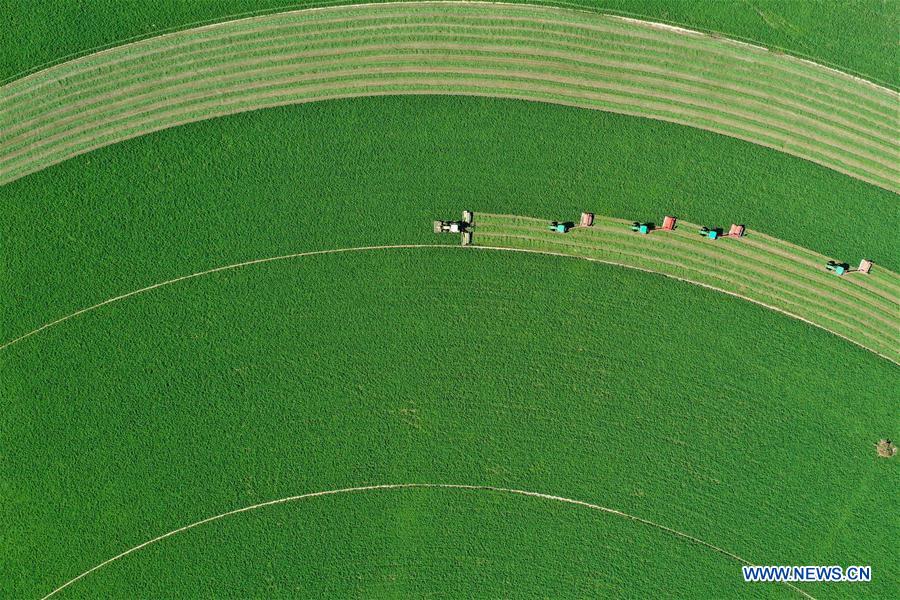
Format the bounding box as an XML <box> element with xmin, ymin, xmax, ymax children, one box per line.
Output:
<box><xmin>4</xmin><ymin>250</ymin><xmax>896</xmax><ymax>598</ymax></box>
<box><xmin>2</xmin><ymin>97</ymin><xmax>896</xmax><ymax>344</ymax></box>
<box><xmin>2</xmin><ymin>1</ymin><xmax>898</xmax><ymax>598</ymax></box>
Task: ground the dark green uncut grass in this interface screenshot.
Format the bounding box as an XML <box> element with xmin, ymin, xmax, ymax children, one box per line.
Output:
<box><xmin>1</xmin><ymin>96</ymin><xmax>896</xmax><ymax>346</ymax></box>
<box><xmin>2</xmin><ymin>250</ymin><xmax>896</xmax><ymax>598</ymax></box>
<box><xmin>3</xmin><ymin>0</ymin><xmax>897</xmax><ymax>87</ymax></box>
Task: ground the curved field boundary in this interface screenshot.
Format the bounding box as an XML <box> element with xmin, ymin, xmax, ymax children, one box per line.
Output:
<box><xmin>1</xmin><ymin>2</ymin><xmax>897</xmax><ymax>190</ymax></box>
<box><xmin>475</xmin><ymin>213</ymin><xmax>899</xmax><ymax>362</ymax></box>
<box><xmin>39</xmin><ymin>483</ymin><xmax>817</xmax><ymax>600</ymax></box>
<box><xmin>0</xmin><ymin>244</ymin><xmax>451</xmax><ymax>352</ymax></box>
<box><xmin>2</xmin><ymin>236</ymin><xmax>896</xmax><ymax>364</ymax></box>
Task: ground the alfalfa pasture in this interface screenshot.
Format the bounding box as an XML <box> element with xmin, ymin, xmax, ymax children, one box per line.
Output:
<box><xmin>1</xmin><ymin>1</ymin><xmax>897</xmax><ymax>599</ymax></box>
<box><xmin>5</xmin><ymin>250</ymin><xmax>896</xmax><ymax>598</ymax></box>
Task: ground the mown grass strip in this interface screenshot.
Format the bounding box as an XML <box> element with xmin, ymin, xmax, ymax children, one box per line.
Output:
<box><xmin>4</xmin><ymin>18</ymin><xmax>894</xmax><ymax>144</ymax></box>
<box><xmin>2</xmin><ymin>71</ymin><xmax>896</xmax><ymax>191</ymax></box>
<box><xmin>5</xmin><ymin>10</ymin><xmax>892</xmax><ymax>146</ymax></box>
<box><xmin>571</xmin><ymin>230</ymin><xmax>896</xmax><ymax>334</ymax></box>
<box><xmin>578</xmin><ymin>221</ymin><xmax>897</xmax><ymax>319</ymax></box>
<box><xmin>479</xmin><ymin>216</ymin><xmax>899</xmax><ymax>357</ymax></box>
<box><xmin>482</xmin><ymin>223</ymin><xmax>895</xmax><ymax>351</ymax></box>
<box><xmin>475</xmin><ymin>213</ymin><xmax>899</xmax><ymax>362</ymax></box>
<box><xmin>483</xmin><ymin>213</ymin><xmax>898</xmax><ymax>321</ymax></box>
<box><xmin>5</xmin><ymin>54</ymin><xmax>894</xmax><ymax>177</ymax></box>
<box><xmin>480</xmin><ymin>233</ymin><xmax>898</xmax><ymax>360</ymax></box>
<box><xmin>1</xmin><ymin>2</ymin><xmax>896</xmax><ymax>190</ymax></box>
<box><xmin>4</xmin><ymin>2</ymin><xmax>893</xmax><ymax>115</ymax></box>
<box><xmin>5</xmin><ymin>42</ymin><xmax>894</xmax><ymax>167</ymax></box>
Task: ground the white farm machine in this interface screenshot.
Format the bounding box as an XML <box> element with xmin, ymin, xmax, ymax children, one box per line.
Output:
<box><xmin>434</xmin><ymin>210</ymin><xmax>474</xmax><ymax>245</ymax></box>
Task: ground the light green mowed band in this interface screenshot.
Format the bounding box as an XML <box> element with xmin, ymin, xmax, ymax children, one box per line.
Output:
<box><xmin>0</xmin><ymin>2</ymin><xmax>897</xmax><ymax>190</ymax></box>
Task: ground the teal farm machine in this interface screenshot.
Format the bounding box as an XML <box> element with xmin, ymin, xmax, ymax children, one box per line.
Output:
<box><xmin>548</xmin><ymin>212</ymin><xmax>595</xmax><ymax>233</ymax></box>
<box><xmin>699</xmin><ymin>223</ymin><xmax>744</xmax><ymax>240</ymax></box>
<box><xmin>630</xmin><ymin>215</ymin><xmax>677</xmax><ymax>234</ymax></box>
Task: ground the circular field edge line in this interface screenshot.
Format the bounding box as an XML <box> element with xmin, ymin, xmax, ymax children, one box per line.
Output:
<box><xmin>2</xmin><ymin>243</ymin><xmax>897</xmax><ymax>365</ymax></box>
<box><xmin>37</xmin><ymin>482</ymin><xmax>817</xmax><ymax>600</ymax></box>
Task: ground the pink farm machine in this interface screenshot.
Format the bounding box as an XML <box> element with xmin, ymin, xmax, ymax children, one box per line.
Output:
<box><xmin>548</xmin><ymin>211</ymin><xmax>595</xmax><ymax>233</ymax></box>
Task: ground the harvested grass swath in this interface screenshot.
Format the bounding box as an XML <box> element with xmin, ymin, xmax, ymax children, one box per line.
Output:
<box><xmin>0</xmin><ymin>2</ymin><xmax>897</xmax><ymax>189</ymax></box>
<box><xmin>474</xmin><ymin>213</ymin><xmax>900</xmax><ymax>362</ymax></box>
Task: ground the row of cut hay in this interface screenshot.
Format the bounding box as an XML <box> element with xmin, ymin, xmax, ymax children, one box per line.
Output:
<box><xmin>479</xmin><ymin>229</ymin><xmax>898</xmax><ymax>360</ymax></box>
<box><xmin>479</xmin><ymin>213</ymin><xmax>898</xmax><ymax>333</ymax></box>
<box><xmin>1</xmin><ymin>67</ymin><xmax>894</xmax><ymax>189</ymax></box>
<box><xmin>4</xmin><ymin>41</ymin><xmax>895</xmax><ymax>165</ymax></box>
<box><xmin>4</xmin><ymin>16</ymin><xmax>894</xmax><ymax>139</ymax></box>
<box><xmin>483</xmin><ymin>220</ymin><xmax>894</xmax><ymax>342</ymax></box>
<box><xmin>474</xmin><ymin>213</ymin><xmax>899</xmax><ymax>362</ymax></box>
<box><xmin>1</xmin><ymin>8</ymin><xmax>892</xmax><ymax>166</ymax></box>
<box><xmin>5</xmin><ymin>2</ymin><xmax>895</xmax><ymax>115</ymax></box>
<box><xmin>1</xmin><ymin>2</ymin><xmax>896</xmax><ymax>189</ymax></box>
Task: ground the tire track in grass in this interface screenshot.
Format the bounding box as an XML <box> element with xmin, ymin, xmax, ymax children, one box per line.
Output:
<box><xmin>37</xmin><ymin>483</ymin><xmax>817</xmax><ymax>600</ymax></box>
<box><xmin>3</xmin><ymin>232</ymin><xmax>896</xmax><ymax>364</ymax></box>
<box><xmin>480</xmin><ymin>243</ymin><xmax>899</xmax><ymax>364</ymax></box>
<box><xmin>0</xmin><ymin>244</ymin><xmax>454</xmax><ymax>352</ymax></box>
<box><xmin>477</xmin><ymin>230</ymin><xmax>897</xmax><ymax>358</ymax></box>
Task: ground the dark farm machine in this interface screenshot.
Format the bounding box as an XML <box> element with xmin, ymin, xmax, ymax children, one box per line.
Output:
<box><xmin>434</xmin><ymin>210</ymin><xmax>474</xmax><ymax>245</ymax></box>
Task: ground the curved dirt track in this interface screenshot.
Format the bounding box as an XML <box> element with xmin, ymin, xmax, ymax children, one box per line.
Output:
<box><xmin>40</xmin><ymin>483</ymin><xmax>816</xmax><ymax>600</ymax></box>
<box><xmin>3</xmin><ymin>229</ymin><xmax>896</xmax><ymax>364</ymax></box>
<box><xmin>1</xmin><ymin>2</ymin><xmax>897</xmax><ymax>190</ymax></box>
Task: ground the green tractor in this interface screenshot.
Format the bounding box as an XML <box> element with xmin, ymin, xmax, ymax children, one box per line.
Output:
<box><xmin>548</xmin><ymin>221</ymin><xmax>573</xmax><ymax>233</ymax></box>
<box><xmin>826</xmin><ymin>260</ymin><xmax>848</xmax><ymax>276</ymax></box>
<box><xmin>630</xmin><ymin>221</ymin><xmax>652</xmax><ymax>234</ymax></box>
<box><xmin>699</xmin><ymin>226</ymin><xmax>722</xmax><ymax>240</ymax></box>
